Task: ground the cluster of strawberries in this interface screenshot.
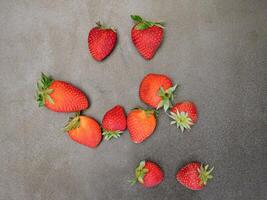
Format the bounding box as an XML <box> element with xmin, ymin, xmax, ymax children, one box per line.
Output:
<box><xmin>36</xmin><ymin>15</ymin><xmax>214</xmax><ymax>191</ymax></box>
<box><xmin>88</xmin><ymin>15</ymin><xmax>164</xmax><ymax>61</ymax></box>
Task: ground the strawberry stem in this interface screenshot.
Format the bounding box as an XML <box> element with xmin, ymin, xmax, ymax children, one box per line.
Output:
<box><xmin>157</xmin><ymin>84</ymin><xmax>178</xmax><ymax>111</ymax></box>
<box><xmin>36</xmin><ymin>73</ymin><xmax>54</xmax><ymax>107</ymax></box>
<box><xmin>95</xmin><ymin>21</ymin><xmax>116</xmax><ymax>32</ymax></box>
<box><xmin>129</xmin><ymin>160</ymin><xmax>149</xmax><ymax>185</ymax></box>
<box><xmin>169</xmin><ymin>111</ymin><xmax>193</xmax><ymax>132</ymax></box>
<box><xmin>64</xmin><ymin>112</ymin><xmax>81</xmax><ymax>132</ymax></box>
<box><xmin>131</xmin><ymin>15</ymin><xmax>164</xmax><ymax>30</ymax></box>
<box><xmin>102</xmin><ymin>129</ymin><xmax>123</xmax><ymax>140</ymax></box>
<box><xmin>198</xmin><ymin>164</ymin><xmax>214</xmax><ymax>186</ymax></box>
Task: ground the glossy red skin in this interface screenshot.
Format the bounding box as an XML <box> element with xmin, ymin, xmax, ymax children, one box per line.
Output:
<box><xmin>45</xmin><ymin>81</ymin><xmax>89</xmax><ymax>112</ymax></box>
<box><xmin>176</xmin><ymin>162</ymin><xmax>203</xmax><ymax>190</ymax></box>
<box><xmin>131</xmin><ymin>25</ymin><xmax>163</xmax><ymax>60</ymax></box>
<box><xmin>171</xmin><ymin>101</ymin><xmax>198</xmax><ymax>123</ymax></box>
<box><xmin>127</xmin><ymin>109</ymin><xmax>156</xmax><ymax>143</ymax></box>
<box><xmin>102</xmin><ymin>105</ymin><xmax>127</xmax><ymax>131</ymax></box>
<box><xmin>143</xmin><ymin>161</ymin><xmax>164</xmax><ymax>188</ymax></box>
<box><xmin>68</xmin><ymin>116</ymin><xmax>102</xmax><ymax>148</ymax></box>
<box><xmin>88</xmin><ymin>27</ymin><xmax>117</xmax><ymax>61</ymax></box>
<box><xmin>139</xmin><ymin>74</ymin><xmax>173</xmax><ymax>108</ymax></box>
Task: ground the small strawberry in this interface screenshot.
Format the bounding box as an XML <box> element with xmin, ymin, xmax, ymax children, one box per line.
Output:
<box><xmin>169</xmin><ymin>101</ymin><xmax>198</xmax><ymax>132</ymax></box>
<box><xmin>176</xmin><ymin>162</ymin><xmax>214</xmax><ymax>190</ymax></box>
<box><xmin>36</xmin><ymin>73</ymin><xmax>89</xmax><ymax>112</ymax></box>
<box><xmin>64</xmin><ymin>113</ymin><xmax>102</xmax><ymax>148</ymax></box>
<box><xmin>129</xmin><ymin>160</ymin><xmax>164</xmax><ymax>188</ymax></box>
<box><xmin>88</xmin><ymin>22</ymin><xmax>117</xmax><ymax>61</ymax></box>
<box><xmin>102</xmin><ymin>105</ymin><xmax>127</xmax><ymax>140</ymax></box>
<box><xmin>131</xmin><ymin>15</ymin><xmax>164</xmax><ymax>60</ymax></box>
<box><xmin>127</xmin><ymin>108</ymin><xmax>157</xmax><ymax>143</ymax></box>
<box><xmin>139</xmin><ymin>73</ymin><xmax>177</xmax><ymax>111</ymax></box>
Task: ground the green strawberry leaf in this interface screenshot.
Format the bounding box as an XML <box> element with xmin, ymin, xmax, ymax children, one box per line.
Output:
<box><xmin>64</xmin><ymin>112</ymin><xmax>81</xmax><ymax>132</ymax></box>
<box><xmin>36</xmin><ymin>73</ymin><xmax>54</xmax><ymax>107</ymax></box>
<box><xmin>131</xmin><ymin>15</ymin><xmax>143</xmax><ymax>22</ymax></box>
<box><xmin>131</xmin><ymin>15</ymin><xmax>165</xmax><ymax>29</ymax></box>
<box><xmin>135</xmin><ymin>23</ymin><xmax>150</xmax><ymax>30</ymax></box>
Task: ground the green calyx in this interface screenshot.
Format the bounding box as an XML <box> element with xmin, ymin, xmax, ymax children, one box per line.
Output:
<box><xmin>64</xmin><ymin>112</ymin><xmax>81</xmax><ymax>132</ymax></box>
<box><xmin>157</xmin><ymin>84</ymin><xmax>178</xmax><ymax>112</ymax></box>
<box><xmin>130</xmin><ymin>15</ymin><xmax>164</xmax><ymax>30</ymax></box>
<box><xmin>198</xmin><ymin>164</ymin><xmax>214</xmax><ymax>186</ymax></box>
<box><xmin>102</xmin><ymin>129</ymin><xmax>122</xmax><ymax>140</ymax></box>
<box><xmin>169</xmin><ymin>111</ymin><xmax>193</xmax><ymax>132</ymax></box>
<box><xmin>129</xmin><ymin>161</ymin><xmax>149</xmax><ymax>185</ymax></box>
<box><xmin>96</xmin><ymin>21</ymin><xmax>116</xmax><ymax>32</ymax></box>
<box><xmin>36</xmin><ymin>73</ymin><xmax>54</xmax><ymax>107</ymax></box>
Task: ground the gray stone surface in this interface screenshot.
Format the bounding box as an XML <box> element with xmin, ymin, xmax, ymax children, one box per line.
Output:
<box><xmin>0</xmin><ymin>0</ymin><xmax>267</xmax><ymax>199</ymax></box>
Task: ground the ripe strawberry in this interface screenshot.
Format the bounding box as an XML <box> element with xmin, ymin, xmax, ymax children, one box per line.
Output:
<box><xmin>169</xmin><ymin>101</ymin><xmax>198</xmax><ymax>132</ymax></box>
<box><xmin>139</xmin><ymin>73</ymin><xmax>177</xmax><ymax>111</ymax></box>
<box><xmin>176</xmin><ymin>162</ymin><xmax>214</xmax><ymax>190</ymax></box>
<box><xmin>64</xmin><ymin>113</ymin><xmax>102</xmax><ymax>148</ymax></box>
<box><xmin>127</xmin><ymin>108</ymin><xmax>157</xmax><ymax>143</ymax></box>
<box><xmin>36</xmin><ymin>73</ymin><xmax>89</xmax><ymax>112</ymax></box>
<box><xmin>131</xmin><ymin>15</ymin><xmax>164</xmax><ymax>60</ymax></box>
<box><xmin>88</xmin><ymin>22</ymin><xmax>117</xmax><ymax>61</ymax></box>
<box><xmin>102</xmin><ymin>105</ymin><xmax>127</xmax><ymax>140</ymax></box>
<box><xmin>130</xmin><ymin>160</ymin><xmax>164</xmax><ymax>188</ymax></box>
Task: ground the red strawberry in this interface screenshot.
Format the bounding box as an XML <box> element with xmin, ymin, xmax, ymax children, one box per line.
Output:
<box><xmin>169</xmin><ymin>101</ymin><xmax>198</xmax><ymax>132</ymax></box>
<box><xmin>88</xmin><ymin>22</ymin><xmax>117</xmax><ymax>61</ymax></box>
<box><xmin>64</xmin><ymin>113</ymin><xmax>102</xmax><ymax>148</ymax></box>
<box><xmin>139</xmin><ymin>73</ymin><xmax>177</xmax><ymax>111</ymax></box>
<box><xmin>36</xmin><ymin>73</ymin><xmax>89</xmax><ymax>112</ymax></box>
<box><xmin>131</xmin><ymin>15</ymin><xmax>164</xmax><ymax>60</ymax></box>
<box><xmin>102</xmin><ymin>105</ymin><xmax>127</xmax><ymax>140</ymax></box>
<box><xmin>130</xmin><ymin>160</ymin><xmax>164</xmax><ymax>188</ymax></box>
<box><xmin>176</xmin><ymin>162</ymin><xmax>214</xmax><ymax>190</ymax></box>
<box><xmin>127</xmin><ymin>108</ymin><xmax>157</xmax><ymax>143</ymax></box>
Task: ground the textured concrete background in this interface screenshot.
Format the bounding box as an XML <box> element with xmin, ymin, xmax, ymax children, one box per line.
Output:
<box><xmin>0</xmin><ymin>0</ymin><xmax>266</xmax><ymax>200</ymax></box>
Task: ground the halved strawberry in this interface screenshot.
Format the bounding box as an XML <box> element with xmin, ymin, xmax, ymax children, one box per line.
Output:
<box><xmin>36</xmin><ymin>73</ymin><xmax>89</xmax><ymax>112</ymax></box>
<box><xmin>169</xmin><ymin>101</ymin><xmax>198</xmax><ymax>132</ymax></box>
<box><xmin>102</xmin><ymin>105</ymin><xmax>127</xmax><ymax>140</ymax></box>
<box><xmin>129</xmin><ymin>160</ymin><xmax>164</xmax><ymax>188</ymax></box>
<box><xmin>64</xmin><ymin>113</ymin><xmax>102</xmax><ymax>148</ymax></box>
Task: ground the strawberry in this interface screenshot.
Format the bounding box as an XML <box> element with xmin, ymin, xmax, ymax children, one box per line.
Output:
<box><xmin>64</xmin><ymin>113</ymin><xmax>102</xmax><ymax>148</ymax></box>
<box><xmin>36</xmin><ymin>73</ymin><xmax>89</xmax><ymax>112</ymax></box>
<box><xmin>88</xmin><ymin>22</ymin><xmax>117</xmax><ymax>61</ymax></box>
<box><xmin>139</xmin><ymin>73</ymin><xmax>177</xmax><ymax>111</ymax></box>
<box><xmin>127</xmin><ymin>108</ymin><xmax>157</xmax><ymax>143</ymax></box>
<box><xmin>131</xmin><ymin>15</ymin><xmax>164</xmax><ymax>60</ymax></box>
<box><xmin>176</xmin><ymin>162</ymin><xmax>214</xmax><ymax>190</ymax></box>
<box><xmin>130</xmin><ymin>160</ymin><xmax>164</xmax><ymax>188</ymax></box>
<box><xmin>169</xmin><ymin>101</ymin><xmax>198</xmax><ymax>132</ymax></box>
<box><xmin>102</xmin><ymin>105</ymin><xmax>127</xmax><ymax>140</ymax></box>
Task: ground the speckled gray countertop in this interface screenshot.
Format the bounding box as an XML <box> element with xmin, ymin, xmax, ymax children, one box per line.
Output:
<box><xmin>0</xmin><ymin>1</ymin><xmax>266</xmax><ymax>200</ymax></box>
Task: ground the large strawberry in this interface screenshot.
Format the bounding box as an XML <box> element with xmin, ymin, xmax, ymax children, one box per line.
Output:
<box><xmin>139</xmin><ymin>73</ymin><xmax>177</xmax><ymax>111</ymax></box>
<box><xmin>131</xmin><ymin>15</ymin><xmax>164</xmax><ymax>60</ymax></box>
<box><xmin>88</xmin><ymin>22</ymin><xmax>117</xmax><ymax>61</ymax></box>
<box><xmin>64</xmin><ymin>113</ymin><xmax>102</xmax><ymax>148</ymax></box>
<box><xmin>169</xmin><ymin>101</ymin><xmax>198</xmax><ymax>132</ymax></box>
<box><xmin>102</xmin><ymin>105</ymin><xmax>127</xmax><ymax>140</ymax></box>
<box><xmin>36</xmin><ymin>73</ymin><xmax>89</xmax><ymax>112</ymax></box>
<box><xmin>176</xmin><ymin>162</ymin><xmax>214</xmax><ymax>190</ymax></box>
<box><xmin>130</xmin><ymin>160</ymin><xmax>164</xmax><ymax>188</ymax></box>
<box><xmin>127</xmin><ymin>108</ymin><xmax>157</xmax><ymax>143</ymax></box>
